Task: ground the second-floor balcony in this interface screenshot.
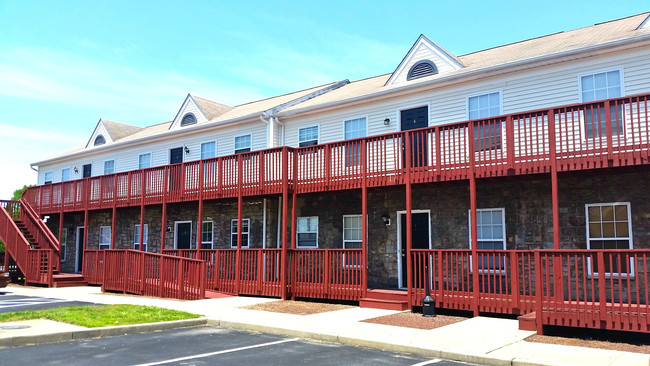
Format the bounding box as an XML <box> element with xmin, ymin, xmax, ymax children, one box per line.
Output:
<box><xmin>26</xmin><ymin>93</ymin><xmax>650</xmax><ymax>213</ymax></box>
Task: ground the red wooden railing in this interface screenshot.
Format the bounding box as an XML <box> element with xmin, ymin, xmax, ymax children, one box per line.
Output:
<box><xmin>24</xmin><ymin>94</ymin><xmax>650</xmax><ymax>214</ymax></box>
<box><xmin>18</xmin><ymin>199</ymin><xmax>60</xmax><ymax>261</ymax></box>
<box><xmin>101</xmin><ymin>249</ymin><xmax>205</xmax><ymax>300</ymax></box>
<box><xmin>411</xmin><ymin>249</ymin><xmax>649</xmax><ymax>333</ymax></box>
<box><xmin>83</xmin><ymin>249</ymin><xmax>105</xmax><ymax>285</ymax></box>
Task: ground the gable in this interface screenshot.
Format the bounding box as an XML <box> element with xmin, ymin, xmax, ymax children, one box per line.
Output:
<box><xmin>639</xmin><ymin>14</ymin><xmax>650</xmax><ymax>29</ymax></box>
<box><xmin>169</xmin><ymin>94</ymin><xmax>210</xmax><ymax>130</ymax></box>
<box><xmin>85</xmin><ymin>119</ymin><xmax>114</xmax><ymax>148</ymax></box>
<box><xmin>385</xmin><ymin>34</ymin><xmax>463</xmax><ymax>86</ymax></box>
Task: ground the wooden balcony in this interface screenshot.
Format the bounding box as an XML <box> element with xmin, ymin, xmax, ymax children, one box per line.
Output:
<box><xmin>26</xmin><ymin>93</ymin><xmax>650</xmax><ymax>214</ymax></box>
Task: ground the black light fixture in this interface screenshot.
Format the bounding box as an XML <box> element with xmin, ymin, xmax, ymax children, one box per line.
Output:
<box><xmin>73</xmin><ymin>167</ymin><xmax>79</xmax><ymax>174</ymax></box>
<box><xmin>381</xmin><ymin>214</ymin><xmax>391</xmax><ymax>226</ymax></box>
<box><xmin>184</xmin><ymin>146</ymin><xmax>190</xmax><ymax>155</ymax></box>
<box><xmin>383</xmin><ymin>118</ymin><xmax>391</xmax><ymax>126</ymax></box>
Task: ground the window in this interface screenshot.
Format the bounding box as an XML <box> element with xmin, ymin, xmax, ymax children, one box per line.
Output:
<box><xmin>201</xmin><ymin>221</ymin><xmax>213</xmax><ymax>249</ymax></box>
<box><xmin>586</xmin><ymin>203</ymin><xmax>633</xmax><ymax>277</ymax></box>
<box><xmin>134</xmin><ymin>224</ymin><xmax>148</xmax><ymax>251</ymax></box>
<box><xmin>99</xmin><ymin>226</ymin><xmax>111</xmax><ymax>250</ymax></box>
<box><xmin>344</xmin><ymin>117</ymin><xmax>366</xmax><ymax>166</ymax></box>
<box><xmin>94</xmin><ymin>135</ymin><xmax>106</xmax><ymax>146</ymax></box>
<box><xmin>580</xmin><ymin>70</ymin><xmax>623</xmax><ymax>138</ymax></box>
<box><xmin>104</xmin><ymin>160</ymin><xmax>115</xmax><ymax>175</ymax></box>
<box><xmin>469</xmin><ymin>208</ymin><xmax>506</xmax><ymax>271</ymax></box>
<box><xmin>234</xmin><ymin>135</ymin><xmax>251</xmax><ymax>154</ymax></box>
<box><xmin>299</xmin><ymin>126</ymin><xmax>319</xmax><ymax>147</ymax></box>
<box><xmin>139</xmin><ymin>153</ymin><xmax>151</xmax><ymax>169</ymax></box>
<box><xmin>343</xmin><ymin>215</ymin><xmax>362</xmax><ymax>249</ymax></box>
<box><xmin>407</xmin><ymin>60</ymin><xmax>438</xmax><ymax>80</ymax></box>
<box><xmin>61</xmin><ymin>168</ymin><xmax>70</xmax><ymax>182</ymax></box>
<box><xmin>61</xmin><ymin>228</ymin><xmax>67</xmax><ymax>261</ymax></box>
<box><xmin>181</xmin><ymin>113</ymin><xmax>197</xmax><ymax>127</ymax></box>
<box><xmin>468</xmin><ymin>92</ymin><xmax>502</xmax><ymax>151</ymax></box>
<box><xmin>44</xmin><ymin>171</ymin><xmax>53</xmax><ymax>185</ymax></box>
<box><xmin>297</xmin><ymin>217</ymin><xmax>318</xmax><ymax>248</ymax></box>
<box><xmin>201</xmin><ymin>141</ymin><xmax>216</xmax><ymax>159</ymax></box>
<box><xmin>231</xmin><ymin>219</ymin><xmax>250</xmax><ymax>248</ymax></box>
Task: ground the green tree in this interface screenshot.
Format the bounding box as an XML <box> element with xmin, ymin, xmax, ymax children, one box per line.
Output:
<box><xmin>11</xmin><ymin>185</ymin><xmax>32</xmax><ymax>201</ymax></box>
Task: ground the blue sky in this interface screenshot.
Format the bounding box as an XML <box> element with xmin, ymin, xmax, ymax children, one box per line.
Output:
<box><xmin>0</xmin><ymin>0</ymin><xmax>648</xmax><ymax>199</ymax></box>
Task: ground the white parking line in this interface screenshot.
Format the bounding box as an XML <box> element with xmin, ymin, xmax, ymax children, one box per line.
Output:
<box><xmin>0</xmin><ymin>298</ymin><xmax>70</xmax><ymax>309</ymax></box>
<box><xmin>410</xmin><ymin>360</ymin><xmax>442</xmax><ymax>366</ymax></box>
<box><xmin>132</xmin><ymin>337</ymin><xmax>300</xmax><ymax>366</ymax></box>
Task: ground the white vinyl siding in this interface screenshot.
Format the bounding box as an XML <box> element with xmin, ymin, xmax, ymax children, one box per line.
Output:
<box><xmin>297</xmin><ymin>216</ymin><xmax>318</xmax><ymax>248</ymax></box>
<box><xmin>99</xmin><ymin>226</ymin><xmax>111</xmax><ymax>250</ymax></box>
<box><xmin>134</xmin><ymin>224</ymin><xmax>148</xmax><ymax>252</ymax></box>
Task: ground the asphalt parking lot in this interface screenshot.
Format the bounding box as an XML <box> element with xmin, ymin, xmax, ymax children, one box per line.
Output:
<box><xmin>0</xmin><ymin>293</ymin><xmax>96</xmax><ymax>313</ymax></box>
<box><xmin>0</xmin><ymin>326</ymin><xmax>474</xmax><ymax>366</ymax></box>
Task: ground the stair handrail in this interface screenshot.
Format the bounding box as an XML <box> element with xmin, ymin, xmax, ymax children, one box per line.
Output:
<box><xmin>0</xmin><ymin>202</ymin><xmax>35</xmax><ymax>279</ymax></box>
<box><xmin>19</xmin><ymin>198</ymin><xmax>60</xmax><ymax>255</ymax></box>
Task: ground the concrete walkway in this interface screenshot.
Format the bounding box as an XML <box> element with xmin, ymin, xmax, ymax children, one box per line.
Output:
<box><xmin>1</xmin><ymin>285</ymin><xmax>648</xmax><ymax>366</ymax></box>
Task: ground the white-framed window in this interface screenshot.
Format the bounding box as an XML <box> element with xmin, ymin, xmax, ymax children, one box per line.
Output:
<box><xmin>579</xmin><ymin>69</ymin><xmax>624</xmax><ymax>138</ymax></box>
<box><xmin>138</xmin><ymin>153</ymin><xmax>151</xmax><ymax>169</ymax></box>
<box><xmin>230</xmin><ymin>218</ymin><xmax>250</xmax><ymax>248</ymax></box>
<box><xmin>134</xmin><ymin>224</ymin><xmax>148</xmax><ymax>252</ymax></box>
<box><xmin>234</xmin><ymin>134</ymin><xmax>251</xmax><ymax>154</ymax></box>
<box><xmin>586</xmin><ymin>202</ymin><xmax>633</xmax><ymax>278</ymax></box>
<box><xmin>469</xmin><ymin>208</ymin><xmax>506</xmax><ymax>272</ymax></box>
<box><xmin>61</xmin><ymin>228</ymin><xmax>68</xmax><ymax>261</ymax></box>
<box><xmin>61</xmin><ymin>168</ymin><xmax>70</xmax><ymax>182</ymax></box>
<box><xmin>468</xmin><ymin>91</ymin><xmax>502</xmax><ymax>151</ymax></box>
<box><xmin>201</xmin><ymin>141</ymin><xmax>216</xmax><ymax>159</ymax></box>
<box><xmin>297</xmin><ymin>216</ymin><xmax>318</xmax><ymax>248</ymax></box>
<box><xmin>201</xmin><ymin>221</ymin><xmax>213</xmax><ymax>249</ymax></box>
<box><xmin>44</xmin><ymin>171</ymin><xmax>53</xmax><ymax>184</ymax></box>
<box><xmin>343</xmin><ymin>215</ymin><xmax>362</xmax><ymax>267</ymax></box>
<box><xmin>344</xmin><ymin>117</ymin><xmax>366</xmax><ymax>166</ymax></box>
<box><xmin>104</xmin><ymin>160</ymin><xmax>115</xmax><ymax>175</ymax></box>
<box><xmin>99</xmin><ymin>226</ymin><xmax>111</xmax><ymax>250</ymax></box>
<box><xmin>298</xmin><ymin>126</ymin><xmax>319</xmax><ymax>147</ymax></box>
<box><xmin>94</xmin><ymin>135</ymin><xmax>106</xmax><ymax>146</ymax></box>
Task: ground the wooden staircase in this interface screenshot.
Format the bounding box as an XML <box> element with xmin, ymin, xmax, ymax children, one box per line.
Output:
<box><xmin>52</xmin><ymin>273</ymin><xmax>88</xmax><ymax>287</ymax></box>
<box><xmin>360</xmin><ymin>289</ymin><xmax>410</xmax><ymax>310</ymax></box>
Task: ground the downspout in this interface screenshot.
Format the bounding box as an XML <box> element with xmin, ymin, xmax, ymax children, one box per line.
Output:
<box><xmin>260</xmin><ymin>113</ymin><xmax>273</xmax><ymax>149</ymax></box>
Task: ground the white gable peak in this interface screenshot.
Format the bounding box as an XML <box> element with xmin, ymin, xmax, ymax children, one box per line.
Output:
<box><xmin>169</xmin><ymin>94</ymin><xmax>210</xmax><ymax>130</ymax></box>
<box><xmin>85</xmin><ymin>118</ymin><xmax>113</xmax><ymax>148</ymax></box>
<box><xmin>385</xmin><ymin>34</ymin><xmax>463</xmax><ymax>86</ymax></box>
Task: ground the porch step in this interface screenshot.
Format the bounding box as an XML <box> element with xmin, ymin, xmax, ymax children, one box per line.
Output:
<box><xmin>359</xmin><ymin>289</ymin><xmax>409</xmax><ymax>310</ymax></box>
<box><xmin>205</xmin><ymin>290</ymin><xmax>234</xmax><ymax>299</ymax></box>
<box><xmin>52</xmin><ymin>273</ymin><xmax>88</xmax><ymax>288</ymax></box>
<box><xmin>517</xmin><ymin>312</ymin><xmax>537</xmax><ymax>331</ymax></box>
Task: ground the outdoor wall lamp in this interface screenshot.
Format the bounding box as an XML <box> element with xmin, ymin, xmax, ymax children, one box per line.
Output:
<box><xmin>73</xmin><ymin>167</ymin><xmax>79</xmax><ymax>174</ymax></box>
<box><xmin>184</xmin><ymin>146</ymin><xmax>190</xmax><ymax>155</ymax></box>
<box><xmin>166</xmin><ymin>226</ymin><xmax>172</xmax><ymax>232</ymax></box>
<box><xmin>381</xmin><ymin>214</ymin><xmax>391</xmax><ymax>226</ymax></box>
<box><xmin>383</xmin><ymin>118</ymin><xmax>391</xmax><ymax>126</ymax></box>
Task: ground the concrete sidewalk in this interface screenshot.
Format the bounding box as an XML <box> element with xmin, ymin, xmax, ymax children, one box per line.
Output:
<box><xmin>1</xmin><ymin>285</ymin><xmax>648</xmax><ymax>366</ymax></box>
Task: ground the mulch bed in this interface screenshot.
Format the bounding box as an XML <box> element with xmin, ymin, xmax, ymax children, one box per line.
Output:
<box><xmin>525</xmin><ymin>334</ymin><xmax>650</xmax><ymax>354</ymax></box>
<box><xmin>361</xmin><ymin>311</ymin><xmax>467</xmax><ymax>330</ymax></box>
<box><xmin>242</xmin><ymin>300</ymin><xmax>353</xmax><ymax>315</ymax></box>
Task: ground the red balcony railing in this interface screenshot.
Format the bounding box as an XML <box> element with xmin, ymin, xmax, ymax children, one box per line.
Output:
<box><xmin>25</xmin><ymin>94</ymin><xmax>650</xmax><ymax>214</ymax></box>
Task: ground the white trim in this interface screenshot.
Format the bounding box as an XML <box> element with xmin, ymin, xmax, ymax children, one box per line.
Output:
<box><xmin>138</xmin><ymin>152</ymin><xmax>153</xmax><ymax>169</ymax></box>
<box><xmin>397</xmin><ymin>102</ymin><xmax>431</xmax><ymax>130</ymax></box>
<box><xmin>230</xmin><ymin>218</ymin><xmax>250</xmax><ymax>248</ymax></box>
<box><xmin>99</xmin><ymin>226</ymin><xmax>111</xmax><ymax>250</ymax></box>
<box><xmin>465</xmin><ymin>89</ymin><xmax>504</xmax><ymax>120</ymax></box>
<box><xmin>577</xmin><ymin>67</ymin><xmax>625</xmax><ymax>103</ymax></box>
<box><xmin>103</xmin><ymin>159</ymin><xmax>115</xmax><ymax>175</ymax></box>
<box><xmin>639</xmin><ymin>14</ymin><xmax>650</xmax><ymax>30</ymax></box>
<box><xmin>134</xmin><ymin>224</ymin><xmax>149</xmax><ymax>252</ymax></box>
<box><xmin>234</xmin><ymin>133</ymin><xmax>253</xmax><ymax>154</ymax></box>
<box><xmin>585</xmin><ymin>202</ymin><xmax>634</xmax><ymax>278</ymax></box>
<box><xmin>201</xmin><ymin>220</ymin><xmax>214</xmax><ymax>249</ymax></box>
<box><xmin>43</xmin><ymin>171</ymin><xmax>54</xmax><ymax>184</ymax></box>
<box><xmin>298</xmin><ymin>124</ymin><xmax>320</xmax><ymax>146</ymax></box>
<box><xmin>296</xmin><ymin>216</ymin><xmax>319</xmax><ymax>248</ymax></box>
<box><xmin>577</xmin><ymin>67</ymin><xmax>625</xmax><ymax>141</ymax></box>
<box><xmin>396</xmin><ymin>210</ymin><xmax>431</xmax><ymax>289</ymax></box>
<box><xmin>61</xmin><ymin>167</ymin><xmax>71</xmax><ymax>182</ymax></box>
<box><xmin>468</xmin><ymin>208</ymin><xmax>507</xmax><ymax>274</ymax></box>
<box><xmin>342</xmin><ymin>115</ymin><xmax>368</xmax><ymax>140</ymax></box>
<box><xmin>200</xmin><ymin>140</ymin><xmax>217</xmax><ymax>160</ymax></box>
<box><xmin>169</xmin><ymin>94</ymin><xmax>210</xmax><ymax>130</ymax></box>
<box><xmin>174</xmin><ymin>221</ymin><xmax>193</xmax><ymax>249</ymax></box>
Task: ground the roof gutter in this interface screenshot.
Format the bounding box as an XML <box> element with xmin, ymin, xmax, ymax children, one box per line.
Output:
<box><xmin>277</xmin><ymin>33</ymin><xmax>650</xmax><ymax>118</ymax></box>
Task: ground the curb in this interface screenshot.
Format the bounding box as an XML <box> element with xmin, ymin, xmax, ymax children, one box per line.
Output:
<box><xmin>207</xmin><ymin>319</ymin><xmax>516</xmax><ymax>366</ymax></box>
<box><xmin>0</xmin><ymin>318</ymin><xmax>208</xmax><ymax>348</ymax></box>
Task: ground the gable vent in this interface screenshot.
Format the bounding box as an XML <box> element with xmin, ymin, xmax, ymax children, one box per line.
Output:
<box><xmin>181</xmin><ymin>113</ymin><xmax>197</xmax><ymax>127</ymax></box>
<box><xmin>407</xmin><ymin>60</ymin><xmax>438</xmax><ymax>80</ymax></box>
<box><xmin>94</xmin><ymin>135</ymin><xmax>106</xmax><ymax>146</ymax></box>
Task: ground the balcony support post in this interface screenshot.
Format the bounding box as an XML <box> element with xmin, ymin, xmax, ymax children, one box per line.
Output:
<box><xmin>58</xmin><ymin>211</ymin><xmax>64</xmax><ymax>272</ymax></box>
<box><xmin>548</xmin><ymin>110</ymin><xmax>560</xmax><ymax>250</ymax></box>
<box><xmin>139</xmin><ymin>205</ymin><xmax>145</xmax><ymax>251</ymax></box>
<box><xmin>161</xmin><ymin>167</ymin><xmax>168</xmax><ymax>250</ymax></box>
<box><xmin>280</xmin><ymin>147</ymin><xmax>289</xmax><ymax>299</ymax></box>
<box><xmin>291</xmin><ymin>149</ymin><xmax>298</xmax><ymax>300</ymax></box>
<box><xmin>83</xmin><ymin>209</ymin><xmax>89</xmax><ymax>268</ymax></box>
<box><xmin>111</xmin><ymin>207</ymin><xmax>116</xmax><ymax>249</ymax></box>
<box><xmin>361</xmin><ymin>139</ymin><xmax>368</xmax><ymax>297</ymax></box>
<box><xmin>235</xmin><ymin>154</ymin><xmax>243</xmax><ymax>294</ymax></box>
<box><xmin>405</xmin><ymin>131</ymin><xmax>413</xmax><ymax>308</ymax></box>
<box><xmin>468</xmin><ymin>121</ymin><xmax>480</xmax><ymax>317</ymax></box>
<box><xmin>197</xmin><ymin>160</ymin><xmax>204</xmax><ymax>255</ymax></box>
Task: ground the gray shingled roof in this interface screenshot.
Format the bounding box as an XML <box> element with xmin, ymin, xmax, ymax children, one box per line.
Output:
<box><xmin>102</xmin><ymin>120</ymin><xmax>145</xmax><ymax>142</ymax></box>
<box><xmin>191</xmin><ymin>95</ymin><xmax>233</xmax><ymax>120</ymax></box>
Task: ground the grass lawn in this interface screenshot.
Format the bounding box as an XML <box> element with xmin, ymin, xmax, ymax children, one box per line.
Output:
<box><xmin>0</xmin><ymin>304</ymin><xmax>199</xmax><ymax>328</ymax></box>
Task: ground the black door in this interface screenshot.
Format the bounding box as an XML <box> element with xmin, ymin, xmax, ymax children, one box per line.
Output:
<box><xmin>170</xmin><ymin>147</ymin><xmax>183</xmax><ymax>164</ymax></box>
<box><xmin>82</xmin><ymin>164</ymin><xmax>92</xmax><ymax>178</ymax></box>
<box><xmin>76</xmin><ymin>227</ymin><xmax>84</xmax><ymax>273</ymax></box>
<box><xmin>401</xmin><ymin>106</ymin><xmax>428</xmax><ymax>167</ymax></box>
<box><xmin>400</xmin><ymin>212</ymin><xmax>429</xmax><ymax>288</ymax></box>
<box><xmin>176</xmin><ymin>222</ymin><xmax>192</xmax><ymax>249</ymax></box>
